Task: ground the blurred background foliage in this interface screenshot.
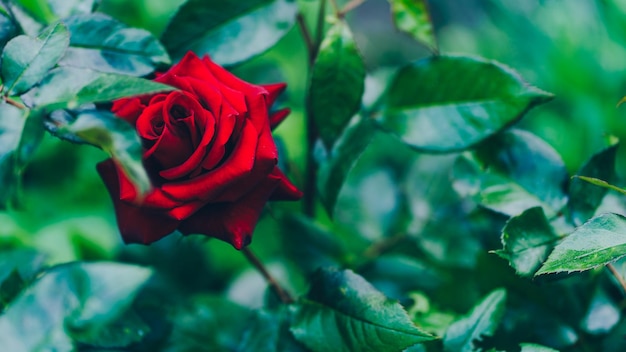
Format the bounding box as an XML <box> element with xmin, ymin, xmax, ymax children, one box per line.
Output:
<box><xmin>5</xmin><ymin>0</ymin><xmax>626</xmax><ymax>351</ymax></box>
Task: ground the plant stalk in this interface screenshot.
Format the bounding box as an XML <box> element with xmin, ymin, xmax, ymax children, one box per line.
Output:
<box><xmin>242</xmin><ymin>247</ymin><xmax>294</xmax><ymax>304</ymax></box>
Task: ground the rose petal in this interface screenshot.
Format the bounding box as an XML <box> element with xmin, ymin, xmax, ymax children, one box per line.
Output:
<box><xmin>97</xmin><ymin>159</ymin><xmax>179</xmax><ymax>244</ymax></box>
<box><xmin>269</xmin><ymin>108</ymin><xmax>290</xmax><ymax>130</ymax></box>
<box><xmin>262</xmin><ymin>82</ymin><xmax>287</xmax><ymax>107</ymax></box>
<box><xmin>269</xmin><ymin>167</ymin><xmax>303</xmax><ymax>201</ymax></box>
<box><xmin>161</xmin><ymin>120</ymin><xmax>259</xmax><ymax>201</ymax></box>
<box><xmin>112</xmin><ymin>97</ymin><xmax>146</xmax><ymax>125</ymax></box>
<box><xmin>178</xmin><ymin>170</ymin><xmax>283</xmax><ymax>249</ymax></box>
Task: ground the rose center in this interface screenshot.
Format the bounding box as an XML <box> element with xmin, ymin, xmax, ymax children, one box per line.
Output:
<box><xmin>170</xmin><ymin>104</ymin><xmax>190</xmax><ymax>120</ymax></box>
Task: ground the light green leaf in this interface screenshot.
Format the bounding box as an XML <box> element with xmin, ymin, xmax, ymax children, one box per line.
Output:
<box><xmin>27</xmin><ymin>66</ymin><xmax>173</xmax><ymax>109</ymax></box>
<box><xmin>1</xmin><ymin>22</ymin><xmax>70</xmax><ymax>95</ymax></box>
<box><xmin>568</xmin><ymin>144</ymin><xmax>618</xmax><ymax>226</ymax></box>
<box><xmin>519</xmin><ymin>344</ymin><xmax>559</xmax><ymax>352</ymax></box>
<box><xmin>161</xmin><ymin>0</ymin><xmax>297</xmax><ymax>65</ymax></box>
<box><xmin>493</xmin><ymin>207</ymin><xmax>560</xmax><ymax>277</ymax></box>
<box><xmin>48</xmin><ymin>0</ymin><xmax>100</xmax><ymax>19</ymax></box>
<box><xmin>536</xmin><ymin>213</ymin><xmax>626</xmax><ymax>275</ymax></box>
<box><xmin>51</xmin><ymin>110</ymin><xmax>150</xmax><ymax>196</ymax></box>
<box><xmin>310</xmin><ymin>20</ymin><xmax>365</xmax><ymax>149</ymax></box>
<box><xmin>443</xmin><ymin>288</ymin><xmax>507</xmax><ymax>352</ymax></box>
<box><xmin>59</xmin><ymin>13</ymin><xmax>170</xmax><ymax>76</ymax></box>
<box><xmin>380</xmin><ymin>56</ymin><xmax>553</xmax><ymax>152</ymax></box>
<box><xmin>290</xmin><ymin>268</ymin><xmax>435</xmax><ymax>352</ymax></box>
<box><xmin>452</xmin><ymin>129</ymin><xmax>569</xmax><ymax>217</ymax></box>
<box><xmin>388</xmin><ymin>0</ymin><xmax>436</xmax><ymax>51</ymax></box>
<box><xmin>317</xmin><ymin>115</ymin><xmax>377</xmax><ymax>215</ymax></box>
<box><xmin>0</xmin><ymin>262</ymin><xmax>152</xmax><ymax>351</ymax></box>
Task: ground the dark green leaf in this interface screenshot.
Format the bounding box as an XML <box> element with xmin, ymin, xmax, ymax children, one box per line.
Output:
<box><xmin>452</xmin><ymin>129</ymin><xmax>569</xmax><ymax>217</ymax></box>
<box><xmin>0</xmin><ymin>10</ymin><xmax>19</xmax><ymax>50</ymax></box>
<box><xmin>52</xmin><ymin>110</ymin><xmax>150</xmax><ymax>196</ymax></box>
<box><xmin>70</xmin><ymin>310</ymin><xmax>150</xmax><ymax>348</ymax></box>
<box><xmin>0</xmin><ymin>262</ymin><xmax>152</xmax><ymax>351</ymax></box>
<box><xmin>161</xmin><ymin>0</ymin><xmax>297</xmax><ymax>65</ymax></box>
<box><xmin>568</xmin><ymin>144</ymin><xmax>618</xmax><ymax>226</ymax></box>
<box><xmin>388</xmin><ymin>0</ymin><xmax>437</xmax><ymax>51</ymax></box>
<box><xmin>0</xmin><ymin>249</ymin><xmax>45</xmax><ymax>308</ymax></box>
<box><xmin>310</xmin><ymin>20</ymin><xmax>365</xmax><ymax>149</ymax></box>
<box><xmin>380</xmin><ymin>56</ymin><xmax>553</xmax><ymax>152</ymax></box>
<box><xmin>165</xmin><ymin>295</ymin><xmax>252</xmax><ymax>352</ymax></box>
<box><xmin>280</xmin><ymin>214</ymin><xmax>347</xmax><ymax>273</ymax></box>
<box><xmin>443</xmin><ymin>288</ymin><xmax>507</xmax><ymax>352</ymax></box>
<box><xmin>1</xmin><ymin>22</ymin><xmax>69</xmax><ymax>95</ymax></box>
<box><xmin>493</xmin><ymin>207</ymin><xmax>560</xmax><ymax>277</ymax></box>
<box><xmin>317</xmin><ymin>115</ymin><xmax>377</xmax><ymax>215</ymax></box>
<box><xmin>290</xmin><ymin>268</ymin><xmax>435</xmax><ymax>352</ymax></box>
<box><xmin>519</xmin><ymin>344</ymin><xmax>559</xmax><ymax>352</ymax></box>
<box><xmin>238</xmin><ymin>308</ymin><xmax>307</xmax><ymax>352</ymax></box>
<box><xmin>59</xmin><ymin>13</ymin><xmax>170</xmax><ymax>76</ymax></box>
<box><xmin>536</xmin><ymin>213</ymin><xmax>626</xmax><ymax>275</ymax></box>
<box><xmin>27</xmin><ymin>66</ymin><xmax>173</xmax><ymax>109</ymax></box>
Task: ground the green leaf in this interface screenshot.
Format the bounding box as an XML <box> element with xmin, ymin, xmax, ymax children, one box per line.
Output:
<box><xmin>310</xmin><ymin>20</ymin><xmax>365</xmax><ymax>149</ymax></box>
<box><xmin>580</xmin><ymin>285</ymin><xmax>620</xmax><ymax>335</ymax></box>
<box><xmin>165</xmin><ymin>295</ymin><xmax>252</xmax><ymax>352</ymax></box>
<box><xmin>379</xmin><ymin>56</ymin><xmax>553</xmax><ymax>152</ymax></box>
<box><xmin>47</xmin><ymin>0</ymin><xmax>100</xmax><ymax>19</ymax></box>
<box><xmin>1</xmin><ymin>22</ymin><xmax>69</xmax><ymax>95</ymax></box>
<box><xmin>0</xmin><ymin>10</ymin><xmax>19</xmax><ymax>50</ymax></box>
<box><xmin>388</xmin><ymin>0</ymin><xmax>437</xmax><ymax>51</ymax></box>
<box><xmin>317</xmin><ymin>115</ymin><xmax>377</xmax><ymax>215</ymax></box>
<box><xmin>0</xmin><ymin>262</ymin><xmax>152</xmax><ymax>351</ymax></box>
<box><xmin>568</xmin><ymin>144</ymin><xmax>619</xmax><ymax>226</ymax></box>
<box><xmin>452</xmin><ymin>129</ymin><xmax>569</xmax><ymax>217</ymax></box>
<box><xmin>51</xmin><ymin>110</ymin><xmax>150</xmax><ymax>196</ymax></box>
<box><xmin>280</xmin><ymin>214</ymin><xmax>348</xmax><ymax>273</ymax></box>
<box><xmin>536</xmin><ymin>213</ymin><xmax>626</xmax><ymax>275</ymax></box>
<box><xmin>493</xmin><ymin>207</ymin><xmax>560</xmax><ymax>277</ymax></box>
<box><xmin>0</xmin><ymin>249</ymin><xmax>45</xmax><ymax>309</ymax></box>
<box><xmin>70</xmin><ymin>310</ymin><xmax>150</xmax><ymax>348</ymax></box>
<box><xmin>290</xmin><ymin>268</ymin><xmax>435</xmax><ymax>352</ymax></box>
<box><xmin>519</xmin><ymin>344</ymin><xmax>559</xmax><ymax>352</ymax></box>
<box><xmin>161</xmin><ymin>0</ymin><xmax>297</xmax><ymax>65</ymax></box>
<box><xmin>238</xmin><ymin>308</ymin><xmax>307</xmax><ymax>352</ymax></box>
<box><xmin>59</xmin><ymin>13</ymin><xmax>170</xmax><ymax>76</ymax></box>
<box><xmin>443</xmin><ymin>288</ymin><xmax>507</xmax><ymax>352</ymax></box>
<box><xmin>27</xmin><ymin>66</ymin><xmax>174</xmax><ymax>109</ymax></box>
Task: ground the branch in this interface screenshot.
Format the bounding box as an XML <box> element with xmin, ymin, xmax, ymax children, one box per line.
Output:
<box><xmin>607</xmin><ymin>263</ymin><xmax>626</xmax><ymax>295</ymax></box>
<box><xmin>339</xmin><ymin>0</ymin><xmax>366</xmax><ymax>17</ymax></box>
<box><xmin>242</xmin><ymin>247</ymin><xmax>294</xmax><ymax>304</ymax></box>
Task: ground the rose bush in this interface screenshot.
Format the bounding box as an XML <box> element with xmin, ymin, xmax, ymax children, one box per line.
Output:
<box><xmin>96</xmin><ymin>52</ymin><xmax>302</xmax><ymax>249</ymax></box>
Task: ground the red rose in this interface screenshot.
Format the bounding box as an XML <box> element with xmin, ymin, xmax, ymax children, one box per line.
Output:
<box><xmin>97</xmin><ymin>52</ymin><xmax>302</xmax><ymax>249</ymax></box>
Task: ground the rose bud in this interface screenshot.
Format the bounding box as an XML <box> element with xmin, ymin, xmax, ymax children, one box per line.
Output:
<box><xmin>97</xmin><ymin>52</ymin><xmax>302</xmax><ymax>249</ymax></box>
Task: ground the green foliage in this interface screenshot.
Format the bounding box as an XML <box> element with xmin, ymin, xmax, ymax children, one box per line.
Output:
<box><xmin>290</xmin><ymin>268</ymin><xmax>435</xmax><ymax>352</ymax></box>
<box><xmin>310</xmin><ymin>19</ymin><xmax>365</xmax><ymax>149</ymax></box>
<box><xmin>537</xmin><ymin>213</ymin><xmax>626</xmax><ymax>275</ymax></box>
<box><xmin>388</xmin><ymin>0</ymin><xmax>437</xmax><ymax>51</ymax></box>
<box><xmin>379</xmin><ymin>56</ymin><xmax>553</xmax><ymax>152</ymax></box>
<box><xmin>161</xmin><ymin>0</ymin><xmax>297</xmax><ymax>65</ymax></box>
<box><xmin>443</xmin><ymin>289</ymin><xmax>507</xmax><ymax>352</ymax></box>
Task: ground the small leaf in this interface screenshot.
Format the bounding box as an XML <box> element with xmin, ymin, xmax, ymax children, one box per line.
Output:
<box><xmin>493</xmin><ymin>207</ymin><xmax>560</xmax><ymax>277</ymax></box>
<box><xmin>310</xmin><ymin>20</ymin><xmax>366</xmax><ymax>149</ymax></box>
<box><xmin>59</xmin><ymin>13</ymin><xmax>170</xmax><ymax>76</ymax></box>
<box><xmin>161</xmin><ymin>0</ymin><xmax>297</xmax><ymax>65</ymax></box>
<box><xmin>443</xmin><ymin>288</ymin><xmax>507</xmax><ymax>352</ymax></box>
<box><xmin>47</xmin><ymin>0</ymin><xmax>100</xmax><ymax>19</ymax></box>
<box><xmin>388</xmin><ymin>0</ymin><xmax>437</xmax><ymax>51</ymax></box>
<box><xmin>317</xmin><ymin>115</ymin><xmax>377</xmax><ymax>215</ymax></box>
<box><xmin>27</xmin><ymin>66</ymin><xmax>173</xmax><ymax>109</ymax></box>
<box><xmin>519</xmin><ymin>344</ymin><xmax>559</xmax><ymax>352</ymax></box>
<box><xmin>536</xmin><ymin>213</ymin><xmax>626</xmax><ymax>275</ymax></box>
<box><xmin>1</xmin><ymin>22</ymin><xmax>70</xmax><ymax>95</ymax></box>
<box><xmin>290</xmin><ymin>268</ymin><xmax>435</xmax><ymax>352</ymax></box>
<box><xmin>452</xmin><ymin>129</ymin><xmax>569</xmax><ymax>217</ymax></box>
<box><xmin>380</xmin><ymin>56</ymin><xmax>553</xmax><ymax>152</ymax></box>
<box><xmin>52</xmin><ymin>110</ymin><xmax>150</xmax><ymax>196</ymax></box>
<box><xmin>568</xmin><ymin>144</ymin><xmax>618</xmax><ymax>226</ymax></box>
<box><xmin>0</xmin><ymin>262</ymin><xmax>152</xmax><ymax>351</ymax></box>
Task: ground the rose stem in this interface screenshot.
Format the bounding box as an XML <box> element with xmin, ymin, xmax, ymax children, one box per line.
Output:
<box><xmin>339</xmin><ymin>0</ymin><xmax>367</xmax><ymax>17</ymax></box>
<box><xmin>242</xmin><ymin>247</ymin><xmax>294</xmax><ymax>304</ymax></box>
<box><xmin>607</xmin><ymin>263</ymin><xmax>626</xmax><ymax>294</ymax></box>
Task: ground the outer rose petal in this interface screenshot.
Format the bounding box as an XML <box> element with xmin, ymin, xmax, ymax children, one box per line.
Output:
<box><xmin>178</xmin><ymin>169</ymin><xmax>284</xmax><ymax>249</ymax></box>
<box><xmin>112</xmin><ymin>97</ymin><xmax>146</xmax><ymax>124</ymax></box>
<box><xmin>269</xmin><ymin>108</ymin><xmax>290</xmax><ymax>130</ymax></box>
<box><xmin>97</xmin><ymin>160</ymin><xmax>179</xmax><ymax>244</ymax></box>
<box><xmin>262</xmin><ymin>83</ymin><xmax>287</xmax><ymax>107</ymax></box>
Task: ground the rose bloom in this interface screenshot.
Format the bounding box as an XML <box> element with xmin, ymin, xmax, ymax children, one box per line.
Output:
<box><xmin>97</xmin><ymin>52</ymin><xmax>302</xmax><ymax>249</ymax></box>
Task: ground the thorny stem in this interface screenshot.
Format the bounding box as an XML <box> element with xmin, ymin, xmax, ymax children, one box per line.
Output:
<box><xmin>607</xmin><ymin>263</ymin><xmax>626</xmax><ymax>295</ymax></box>
<box><xmin>242</xmin><ymin>247</ymin><xmax>294</xmax><ymax>304</ymax></box>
